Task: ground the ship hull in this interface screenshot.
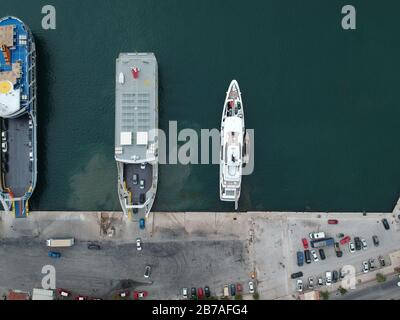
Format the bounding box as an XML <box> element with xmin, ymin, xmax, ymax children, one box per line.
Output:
<box><xmin>220</xmin><ymin>80</ymin><xmax>245</xmax><ymax>210</ymax></box>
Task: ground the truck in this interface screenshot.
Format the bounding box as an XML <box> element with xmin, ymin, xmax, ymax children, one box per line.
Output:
<box><xmin>46</xmin><ymin>238</ymin><xmax>75</xmax><ymax>247</ymax></box>
<box><xmin>310</xmin><ymin>237</ymin><xmax>334</xmax><ymax>248</ymax></box>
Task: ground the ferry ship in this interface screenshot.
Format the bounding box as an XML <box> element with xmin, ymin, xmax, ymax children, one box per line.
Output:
<box><xmin>220</xmin><ymin>80</ymin><xmax>247</xmax><ymax>210</ymax></box>
<box><xmin>0</xmin><ymin>17</ymin><xmax>37</xmax><ymax>218</ymax></box>
<box><xmin>115</xmin><ymin>53</ymin><xmax>158</xmax><ymax>219</ymax></box>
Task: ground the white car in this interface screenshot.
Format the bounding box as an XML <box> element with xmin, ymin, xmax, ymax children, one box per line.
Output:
<box><xmin>349</xmin><ymin>242</ymin><xmax>355</xmax><ymax>253</ymax></box>
<box><xmin>362</xmin><ymin>261</ymin><xmax>369</xmax><ymax>273</ymax></box>
<box><xmin>308</xmin><ymin>277</ymin><xmax>314</xmax><ymax>289</ymax></box>
<box><xmin>140</xmin><ymin>162</ymin><xmax>146</xmax><ymax>170</ymax></box>
<box><xmin>311</xmin><ymin>250</ymin><xmax>319</xmax><ymax>262</ymax></box>
<box><xmin>136</xmin><ymin>238</ymin><xmax>142</xmax><ymax>251</ymax></box>
<box><xmin>325</xmin><ymin>271</ymin><xmax>332</xmax><ymax>286</ymax></box>
<box><xmin>309</xmin><ymin>232</ymin><xmax>326</xmax><ymax>239</ymax></box>
<box><xmin>182</xmin><ymin>287</ymin><xmax>188</xmax><ymax>299</ymax></box>
<box><xmin>296</xmin><ymin>279</ymin><xmax>303</xmax><ymax>292</ymax></box>
<box><xmin>318</xmin><ymin>277</ymin><xmax>324</xmax><ymax>286</ymax></box>
<box><xmin>361</xmin><ymin>239</ymin><xmax>368</xmax><ymax>250</ymax></box>
<box><xmin>144</xmin><ymin>265</ymin><xmax>151</xmax><ymax>278</ymax></box>
<box><xmin>248</xmin><ymin>281</ymin><xmax>255</xmax><ymax>294</ymax></box>
<box><xmin>1</xmin><ymin>131</ymin><xmax>7</xmax><ymax>141</ymax></box>
<box><xmin>1</xmin><ymin>142</ymin><xmax>7</xmax><ymax>153</ymax></box>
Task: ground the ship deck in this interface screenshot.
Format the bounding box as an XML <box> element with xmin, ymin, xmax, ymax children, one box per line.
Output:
<box><xmin>123</xmin><ymin>163</ymin><xmax>153</xmax><ymax>205</ymax></box>
<box><xmin>1</xmin><ymin>114</ymin><xmax>32</xmax><ymax>198</ymax></box>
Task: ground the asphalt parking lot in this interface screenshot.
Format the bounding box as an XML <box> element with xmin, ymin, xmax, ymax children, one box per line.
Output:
<box><xmin>286</xmin><ymin>214</ymin><xmax>400</xmax><ymax>294</ymax></box>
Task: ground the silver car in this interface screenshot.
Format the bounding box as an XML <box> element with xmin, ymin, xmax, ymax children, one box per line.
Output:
<box><xmin>296</xmin><ymin>280</ymin><xmax>303</xmax><ymax>292</ymax></box>
<box><xmin>144</xmin><ymin>265</ymin><xmax>151</xmax><ymax>278</ymax></box>
<box><xmin>349</xmin><ymin>242</ymin><xmax>355</xmax><ymax>253</ymax></box>
<box><xmin>362</xmin><ymin>261</ymin><xmax>369</xmax><ymax>273</ymax></box>
<box><xmin>361</xmin><ymin>239</ymin><xmax>368</xmax><ymax>250</ymax></box>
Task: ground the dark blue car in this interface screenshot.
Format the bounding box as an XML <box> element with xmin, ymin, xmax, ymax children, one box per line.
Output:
<box><xmin>48</xmin><ymin>251</ymin><xmax>61</xmax><ymax>259</ymax></box>
<box><xmin>296</xmin><ymin>251</ymin><xmax>304</xmax><ymax>267</ymax></box>
<box><xmin>139</xmin><ymin>218</ymin><xmax>145</xmax><ymax>230</ymax></box>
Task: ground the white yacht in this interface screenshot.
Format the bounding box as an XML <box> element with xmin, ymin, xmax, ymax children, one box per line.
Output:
<box><xmin>220</xmin><ymin>80</ymin><xmax>245</xmax><ymax>210</ymax></box>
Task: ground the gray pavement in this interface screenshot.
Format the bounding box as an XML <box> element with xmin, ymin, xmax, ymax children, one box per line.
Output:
<box><xmin>332</xmin><ymin>274</ymin><xmax>400</xmax><ymax>300</ymax></box>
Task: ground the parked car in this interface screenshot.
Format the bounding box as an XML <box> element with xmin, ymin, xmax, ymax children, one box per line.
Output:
<box><xmin>318</xmin><ymin>248</ymin><xmax>326</xmax><ymax>260</ymax></box>
<box><xmin>296</xmin><ymin>251</ymin><xmax>304</xmax><ymax>267</ymax></box>
<box><xmin>340</xmin><ymin>236</ymin><xmax>351</xmax><ymax>245</ymax></box>
<box><xmin>248</xmin><ymin>281</ymin><xmax>255</xmax><ymax>294</ymax></box>
<box><xmin>229</xmin><ymin>284</ymin><xmax>236</xmax><ymax>296</ymax></box>
<box><xmin>204</xmin><ymin>286</ymin><xmax>211</xmax><ymax>298</ymax></box>
<box><xmin>369</xmin><ymin>259</ymin><xmax>376</xmax><ymax>270</ymax></box>
<box><xmin>379</xmin><ymin>256</ymin><xmax>386</xmax><ymax>267</ymax></box>
<box><xmin>308</xmin><ymin>277</ymin><xmax>314</xmax><ymax>289</ymax></box>
<box><xmin>311</xmin><ymin>250</ymin><xmax>319</xmax><ymax>262</ymax></box>
<box><xmin>296</xmin><ymin>280</ymin><xmax>303</xmax><ymax>292</ymax></box>
<box><xmin>332</xmin><ymin>270</ymin><xmax>339</xmax><ymax>283</ymax></box>
<box><xmin>118</xmin><ymin>290</ymin><xmax>129</xmax><ymax>298</ymax></box>
<box><xmin>133</xmin><ymin>291</ymin><xmax>148</xmax><ymax>300</ymax></box>
<box><xmin>362</xmin><ymin>261</ymin><xmax>369</xmax><ymax>273</ymax></box>
<box><xmin>291</xmin><ymin>271</ymin><xmax>303</xmax><ymax>279</ymax></box>
<box><xmin>139</xmin><ymin>179</ymin><xmax>145</xmax><ymax>189</ymax></box>
<box><xmin>354</xmin><ymin>237</ymin><xmax>362</xmax><ymax>251</ymax></box>
<box><xmin>136</xmin><ymin>238</ymin><xmax>142</xmax><ymax>251</ymax></box>
<box><xmin>349</xmin><ymin>242</ymin><xmax>355</xmax><ymax>253</ymax></box>
<box><xmin>309</xmin><ymin>232</ymin><xmax>326</xmax><ymax>239</ymax></box>
<box><xmin>140</xmin><ymin>162</ymin><xmax>146</xmax><ymax>170</ymax></box>
<box><xmin>236</xmin><ymin>283</ymin><xmax>242</xmax><ymax>294</ymax></box>
<box><xmin>361</xmin><ymin>239</ymin><xmax>367</xmax><ymax>250</ymax></box>
<box><xmin>304</xmin><ymin>250</ymin><xmax>311</xmax><ymax>264</ymax></box>
<box><xmin>325</xmin><ymin>272</ymin><xmax>332</xmax><ymax>286</ymax></box>
<box><xmin>133</xmin><ymin>174</ymin><xmax>138</xmax><ymax>185</ymax></box>
<box><xmin>75</xmin><ymin>295</ymin><xmax>88</xmax><ymax>300</ymax></box>
<box><xmin>223</xmin><ymin>285</ymin><xmax>229</xmax><ymax>297</ymax></box>
<box><xmin>301</xmin><ymin>238</ymin><xmax>309</xmax><ymax>249</ymax></box>
<box><xmin>144</xmin><ymin>265</ymin><xmax>151</xmax><ymax>278</ymax></box>
<box><xmin>87</xmin><ymin>243</ymin><xmax>101</xmax><ymax>250</ymax></box>
<box><xmin>191</xmin><ymin>287</ymin><xmax>197</xmax><ymax>299</ymax></box>
<box><xmin>182</xmin><ymin>288</ymin><xmax>188</xmax><ymax>299</ymax></box>
<box><xmin>139</xmin><ymin>218</ymin><xmax>145</xmax><ymax>230</ymax></box>
<box><xmin>197</xmin><ymin>287</ymin><xmax>204</xmax><ymax>299</ymax></box>
<box><xmin>340</xmin><ymin>268</ymin><xmax>347</xmax><ymax>279</ymax></box>
<box><xmin>334</xmin><ymin>242</ymin><xmax>343</xmax><ymax>257</ymax></box>
<box><xmin>57</xmin><ymin>288</ymin><xmax>71</xmax><ymax>297</ymax></box>
<box><xmin>318</xmin><ymin>277</ymin><xmax>324</xmax><ymax>286</ymax></box>
<box><xmin>328</xmin><ymin>219</ymin><xmax>338</xmax><ymax>225</ymax></box>
<box><xmin>372</xmin><ymin>235</ymin><xmax>379</xmax><ymax>247</ymax></box>
<box><xmin>1</xmin><ymin>142</ymin><xmax>7</xmax><ymax>153</ymax></box>
<box><xmin>382</xmin><ymin>218</ymin><xmax>390</xmax><ymax>230</ymax></box>
<box><xmin>48</xmin><ymin>251</ymin><xmax>61</xmax><ymax>259</ymax></box>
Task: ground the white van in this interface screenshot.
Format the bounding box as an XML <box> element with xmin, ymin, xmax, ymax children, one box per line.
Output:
<box><xmin>309</xmin><ymin>232</ymin><xmax>326</xmax><ymax>240</ymax></box>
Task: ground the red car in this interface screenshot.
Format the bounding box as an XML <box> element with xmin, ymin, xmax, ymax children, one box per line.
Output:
<box><xmin>133</xmin><ymin>291</ymin><xmax>148</xmax><ymax>300</ymax></box>
<box><xmin>57</xmin><ymin>288</ymin><xmax>71</xmax><ymax>297</ymax></box>
<box><xmin>328</xmin><ymin>219</ymin><xmax>339</xmax><ymax>225</ymax></box>
<box><xmin>301</xmin><ymin>238</ymin><xmax>309</xmax><ymax>249</ymax></box>
<box><xmin>236</xmin><ymin>283</ymin><xmax>243</xmax><ymax>293</ymax></box>
<box><xmin>197</xmin><ymin>287</ymin><xmax>204</xmax><ymax>299</ymax></box>
<box><xmin>340</xmin><ymin>236</ymin><xmax>351</xmax><ymax>245</ymax></box>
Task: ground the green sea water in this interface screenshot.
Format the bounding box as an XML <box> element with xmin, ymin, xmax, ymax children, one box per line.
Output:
<box><xmin>3</xmin><ymin>0</ymin><xmax>400</xmax><ymax>212</ymax></box>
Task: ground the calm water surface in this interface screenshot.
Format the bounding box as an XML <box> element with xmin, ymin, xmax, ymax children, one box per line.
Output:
<box><xmin>3</xmin><ymin>0</ymin><xmax>400</xmax><ymax>212</ymax></box>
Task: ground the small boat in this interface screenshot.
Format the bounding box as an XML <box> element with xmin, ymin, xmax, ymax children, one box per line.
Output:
<box><xmin>219</xmin><ymin>80</ymin><xmax>245</xmax><ymax>210</ymax></box>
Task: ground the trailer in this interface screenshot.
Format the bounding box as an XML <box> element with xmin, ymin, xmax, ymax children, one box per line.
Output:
<box><xmin>311</xmin><ymin>238</ymin><xmax>334</xmax><ymax>248</ymax></box>
<box><xmin>46</xmin><ymin>238</ymin><xmax>75</xmax><ymax>247</ymax></box>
